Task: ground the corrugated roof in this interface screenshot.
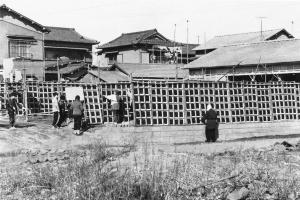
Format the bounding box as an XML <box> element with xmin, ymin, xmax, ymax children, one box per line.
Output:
<box><xmin>185</xmin><ymin>39</ymin><xmax>300</xmax><ymax>69</ymax></box>
<box><xmin>89</xmin><ymin>70</ymin><xmax>129</xmax><ymax>82</ymax></box>
<box><xmin>99</xmin><ymin>29</ymin><xmax>173</xmax><ymax>49</ymax></box>
<box><xmin>116</xmin><ymin>63</ymin><xmax>188</xmax><ymax>79</ymax></box>
<box><xmin>180</xmin><ymin>44</ymin><xmax>198</xmax><ymax>55</ymax></box>
<box><xmin>193</xmin><ymin>29</ymin><xmax>294</xmax><ymax>51</ymax></box>
<box><xmin>45</xmin><ymin>26</ymin><xmax>98</xmax><ymax>44</ymax></box>
<box><xmin>0</xmin><ymin>4</ymin><xmax>50</xmax><ymax>32</ymax></box>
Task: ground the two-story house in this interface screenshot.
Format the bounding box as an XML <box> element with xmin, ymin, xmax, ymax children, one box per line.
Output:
<box><xmin>95</xmin><ymin>29</ymin><xmax>196</xmax><ymax>66</ymax></box>
<box><xmin>0</xmin><ymin>4</ymin><xmax>98</xmax><ymax>81</ymax></box>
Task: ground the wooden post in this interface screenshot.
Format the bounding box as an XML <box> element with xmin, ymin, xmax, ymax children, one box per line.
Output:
<box><xmin>166</xmin><ymin>82</ymin><xmax>170</xmax><ymax>125</ymax></box>
<box><xmin>148</xmin><ymin>82</ymin><xmax>153</xmax><ymax>125</ymax></box>
<box><xmin>22</xmin><ymin>63</ymin><xmax>28</xmax><ymax>122</ymax></box>
<box><xmin>227</xmin><ymin>82</ymin><xmax>233</xmax><ymax>123</ymax></box>
<box><xmin>268</xmin><ymin>82</ymin><xmax>274</xmax><ymax>122</ymax></box>
<box><xmin>130</xmin><ymin>74</ymin><xmax>136</xmax><ymax>126</ymax></box>
<box><xmin>295</xmin><ymin>83</ymin><xmax>299</xmax><ymax>120</ymax></box>
<box><xmin>182</xmin><ymin>80</ymin><xmax>187</xmax><ymax>125</ymax></box>
<box><xmin>241</xmin><ymin>82</ymin><xmax>246</xmax><ymax>122</ymax></box>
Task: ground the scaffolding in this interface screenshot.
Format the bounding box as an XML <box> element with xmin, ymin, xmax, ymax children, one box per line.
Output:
<box><xmin>1</xmin><ymin>80</ymin><xmax>299</xmax><ymax>126</ymax></box>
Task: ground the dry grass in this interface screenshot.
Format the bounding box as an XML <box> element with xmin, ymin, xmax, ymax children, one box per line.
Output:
<box><xmin>1</xmin><ymin>139</ymin><xmax>300</xmax><ymax>199</ymax></box>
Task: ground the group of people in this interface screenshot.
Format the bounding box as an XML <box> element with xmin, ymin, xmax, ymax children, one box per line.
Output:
<box><xmin>104</xmin><ymin>89</ymin><xmax>133</xmax><ymax>124</ymax></box>
<box><xmin>5</xmin><ymin>89</ymin><xmax>219</xmax><ymax>142</ymax></box>
<box><xmin>52</xmin><ymin>92</ymin><xmax>84</xmax><ymax>135</ymax></box>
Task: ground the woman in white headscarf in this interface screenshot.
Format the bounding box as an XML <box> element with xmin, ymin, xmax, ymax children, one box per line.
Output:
<box><xmin>201</xmin><ymin>104</ymin><xmax>219</xmax><ymax>142</ymax></box>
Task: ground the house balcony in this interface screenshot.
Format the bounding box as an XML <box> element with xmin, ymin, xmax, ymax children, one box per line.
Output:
<box><xmin>150</xmin><ymin>56</ymin><xmax>174</xmax><ymax>64</ymax></box>
<box><xmin>9</xmin><ymin>53</ymin><xmax>33</xmax><ymax>60</ymax></box>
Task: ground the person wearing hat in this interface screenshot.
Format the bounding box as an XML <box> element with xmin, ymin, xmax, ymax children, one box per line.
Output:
<box><xmin>201</xmin><ymin>104</ymin><xmax>219</xmax><ymax>142</ymax></box>
<box><xmin>6</xmin><ymin>93</ymin><xmax>19</xmax><ymax>129</ymax></box>
<box><xmin>105</xmin><ymin>90</ymin><xmax>121</xmax><ymax>124</ymax></box>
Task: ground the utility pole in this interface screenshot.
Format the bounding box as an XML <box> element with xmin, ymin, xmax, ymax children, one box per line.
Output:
<box><xmin>204</xmin><ymin>32</ymin><xmax>207</xmax><ymax>54</ymax></box>
<box><xmin>173</xmin><ymin>24</ymin><xmax>176</xmax><ymax>48</ymax></box>
<box><xmin>174</xmin><ymin>23</ymin><xmax>178</xmax><ymax>79</ymax></box>
<box><xmin>56</xmin><ymin>57</ymin><xmax>61</xmax><ymax>83</ymax></box>
<box><xmin>186</xmin><ymin>19</ymin><xmax>189</xmax><ymax>64</ymax></box>
<box><xmin>173</xmin><ymin>24</ymin><xmax>177</xmax><ymax>64</ymax></box>
<box><xmin>257</xmin><ymin>17</ymin><xmax>267</xmax><ymax>41</ymax></box>
<box><xmin>291</xmin><ymin>20</ymin><xmax>294</xmax><ymax>35</ymax></box>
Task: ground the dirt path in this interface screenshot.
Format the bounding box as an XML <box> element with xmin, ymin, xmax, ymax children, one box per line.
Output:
<box><xmin>0</xmin><ymin>120</ymin><xmax>300</xmax><ymax>155</ymax></box>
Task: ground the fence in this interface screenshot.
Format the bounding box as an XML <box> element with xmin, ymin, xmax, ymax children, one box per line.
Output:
<box><xmin>0</xmin><ymin>81</ymin><xmax>299</xmax><ymax>126</ymax></box>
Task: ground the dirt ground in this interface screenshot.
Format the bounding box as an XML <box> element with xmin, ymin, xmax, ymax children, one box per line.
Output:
<box><xmin>0</xmin><ymin>117</ymin><xmax>300</xmax><ymax>155</ymax></box>
<box><xmin>1</xmin><ymin>116</ymin><xmax>300</xmax><ymax>199</ymax></box>
<box><xmin>0</xmin><ymin>116</ymin><xmax>299</xmax><ymax>167</ymax></box>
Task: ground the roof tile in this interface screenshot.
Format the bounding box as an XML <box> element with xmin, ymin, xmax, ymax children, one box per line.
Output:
<box><xmin>45</xmin><ymin>26</ymin><xmax>98</xmax><ymax>44</ymax></box>
<box><xmin>186</xmin><ymin>39</ymin><xmax>300</xmax><ymax>69</ymax></box>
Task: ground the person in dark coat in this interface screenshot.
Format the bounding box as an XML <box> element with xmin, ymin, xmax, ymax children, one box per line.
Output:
<box><xmin>70</xmin><ymin>95</ymin><xmax>84</xmax><ymax>135</ymax></box>
<box><xmin>6</xmin><ymin>93</ymin><xmax>19</xmax><ymax>129</ymax></box>
<box><xmin>201</xmin><ymin>104</ymin><xmax>219</xmax><ymax>142</ymax></box>
<box><xmin>57</xmin><ymin>95</ymin><xmax>67</xmax><ymax>128</ymax></box>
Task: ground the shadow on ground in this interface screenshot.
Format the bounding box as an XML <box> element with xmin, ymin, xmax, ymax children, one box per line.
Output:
<box><xmin>174</xmin><ymin>133</ymin><xmax>300</xmax><ymax>146</ymax></box>
<box><xmin>0</xmin><ymin>123</ymin><xmax>36</xmax><ymax>129</ymax></box>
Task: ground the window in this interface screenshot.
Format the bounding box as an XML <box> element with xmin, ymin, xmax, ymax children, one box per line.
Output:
<box><xmin>9</xmin><ymin>40</ymin><xmax>32</xmax><ymax>58</ymax></box>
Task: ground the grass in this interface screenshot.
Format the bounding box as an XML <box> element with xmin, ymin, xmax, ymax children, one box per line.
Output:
<box><xmin>1</xmin><ymin>140</ymin><xmax>300</xmax><ymax>199</ymax></box>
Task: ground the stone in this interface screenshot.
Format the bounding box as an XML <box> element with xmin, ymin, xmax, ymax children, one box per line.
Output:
<box><xmin>227</xmin><ymin>187</ymin><xmax>249</xmax><ymax>200</ymax></box>
<box><xmin>264</xmin><ymin>193</ymin><xmax>276</xmax><ymax>200</ymax></box>
<box><xmin>288</xmin><ymin>192</ymin><xmax>298</xmax><ymax>200</ymax></box>
<box><xmin>281</xmin><ymin>141</ymin><xmax>294</xmax><ymax>148</ymax></box>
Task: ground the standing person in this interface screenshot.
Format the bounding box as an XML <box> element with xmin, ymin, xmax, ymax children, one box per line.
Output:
<box><xmin>70</xmin><ymin>95</ymin><xmax>84</xmax><ymax>135</ymax></box>
<box><xmin>52</xmin><ymin>92</ymin><xmax>59</xmax><ymax>128</ymax></box>
<box><xmin>57</xmin><ymin>95</ymin><xmax>67</xmax><ymax>128</ymax></box>
<box><xmin>126</xmin><ymin>88</ymin><xmax>134</xmax><ymax>121</ymax></box>
<box><xmin>201</xmin><ymin>104</ymin><xmax>219</xmax><ymax>142</ymax></box>
<box><xmin>105</xmin><ymin>90</ymin><xmax>121</xmax><ymax>124</ymax></box>
<box><xmin>6</xmin><ymin>93</ymin><xmax>19</xmax><ymax>129</ymax></box>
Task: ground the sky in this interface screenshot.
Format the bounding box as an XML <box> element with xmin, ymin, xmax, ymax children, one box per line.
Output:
<box><xmin>1</xmin><ymin>0</ymin><xmax>300</xmax><ymax>45</ymax></box>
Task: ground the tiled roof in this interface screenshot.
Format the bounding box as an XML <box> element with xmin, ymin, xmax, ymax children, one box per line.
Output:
<box><xmin>45</xmin><ymin>62</ymin><xmax>86</xmax><ymax>74</ymax></box>
<box><xmin>116</xmin><ymin>63</ymin><xmax>188</xmax><ymax>79</ymax></box>
<box><xmin>193</xmin><ymin>29</ymin><xmax>294</xmax><ymax>51</ymax></box>
<box><xmin>99</xmin><ymin>29</ymin><xmax>173</xmax><ymax>49</ymax></box>
<box><xmin>185</xmin><ymin>39</ymin><xmax>300</xmax><ymax>69</ymax></box>
<box><xmin>88</xmin><ymin>70</ymin><xmax>129</xmax><ymax>82</ymax></box>
<box><xmin>45</xmin><ymin>26</ymin><xmax>98</xmax><ymax>44</ymax></box>
<box><xmin>0</xmin><ymin>4</ymin><xmax>50</xmax><ymax>32</ymax></box>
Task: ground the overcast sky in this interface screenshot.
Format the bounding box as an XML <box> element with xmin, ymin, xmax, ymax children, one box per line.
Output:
<box><xmin>1</xmin><ymin>0</ymin><xmax>300</xmax><ymax>44</ymax></box>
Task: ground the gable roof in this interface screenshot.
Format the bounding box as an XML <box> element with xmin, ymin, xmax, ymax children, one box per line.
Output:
<box><xmin>0</xmin><ymin>4</ymin><xmax>50</xmax><ymax>32</ymax></box>
<box><xmin>99</xmin><ymin>29</ymin><xmax>173</xmax><ymax>49</ymax></box>
<box><xmin>45</xmin><ymin>26</ymin><xmax>98</xmax><ymax>44</ymax></box>
<box><xmin>193</xmin><ymin>29</ymin><xmax>294</xmax><ymax>51</ymax></box>
<box><xmin>116</xmin><ymin>63</ymin><xmax>188</xmax><ymax>79</ymax></box>
<box><xmin>185</xmin><ymin>39</ymin><xmax>300</xmax><ymax>69</ymax></box>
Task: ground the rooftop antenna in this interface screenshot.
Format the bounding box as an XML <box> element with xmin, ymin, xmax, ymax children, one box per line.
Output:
<box><xmin>257</xmin><ymin>17</ymin><xmax>267</xmax><ymax>41</ymax></box>
<box><xmin>173</xmin><ymin>24</ymin><xmax>176</xmax><ymax>47</ymax></box>
<box><xmin>204</xmin><ymin>32</ymin><xmax>207</xmax><ymax>54</ymax></box>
